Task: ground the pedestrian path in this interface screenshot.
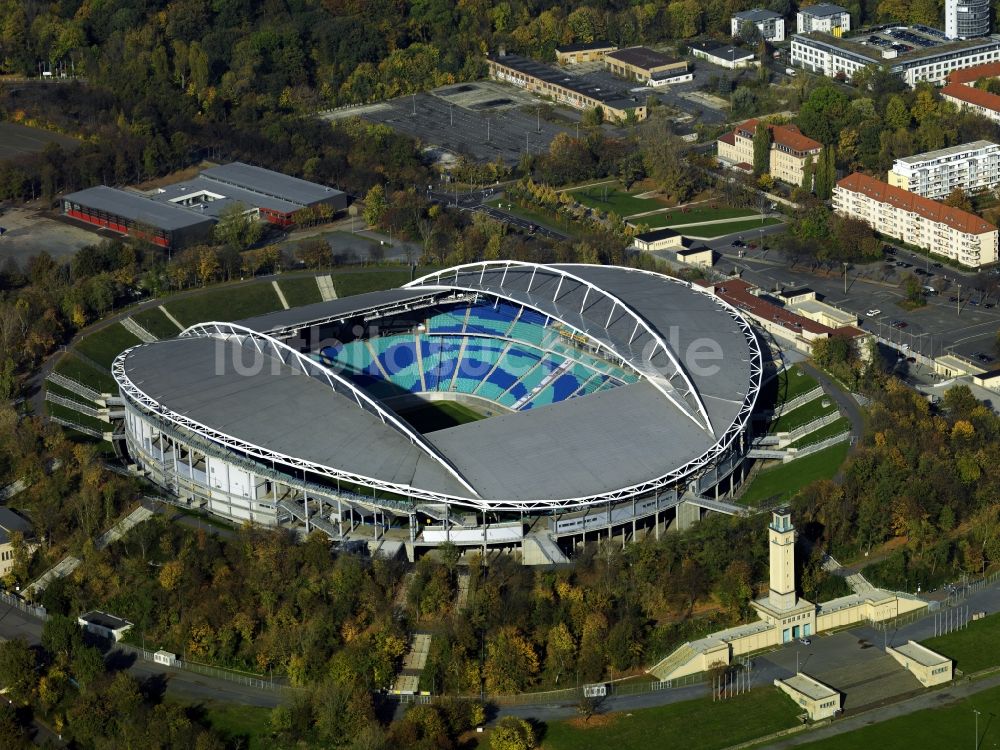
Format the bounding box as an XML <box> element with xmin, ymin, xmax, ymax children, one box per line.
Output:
<box><xmin>121</xmin><ymin>316</ymin><xmax>157</xmax><ymax>342</ymax></box>
<box><xmin>316</xmin><ymin>275</ymin><xmax>337</xmax><ymax>301</ymax></box>
<box><xmin>272</xmin><ymin>280</ymin><xmax>290</xmax><ymax>310</ymax></box>
<box><xmin>159</xmin><ymin>305</ymin><xmax>185</xmax><ymax>332</ymax></box>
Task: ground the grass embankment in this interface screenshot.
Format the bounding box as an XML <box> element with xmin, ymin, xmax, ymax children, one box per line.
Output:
<box><xmin>739</xmin><ymin>443</ymin><xmax>850</xmax><ymax>507</ymax></box>
<box><xmin>131</xmin><ymin>307</ymin><xmax>185</xmax><ymax>338</ymax></box>
<box><xmin>484</xmin><ymin>198</ymin><xmax>577</xmax><ymax>235</ymax></box>
<box><xmin>635</xmin><ymin>206</ymin><xmax>757</xmax><ymax>228</ymax></box>
<box><xmin>797</xmin><ymin>683</ymin><xmax>1000</xmax><ymax>750</ymax></box>
<box><xmin>541</xmin><ymin>689</ymin><xmax>800</xmax><ymax>750</ymax></box>
<box><xmin>922</xmin><ymin>611</ymin><xmax>1000</xmax><ymax>674</ymax></box>
<box><xmin>176</xmin><ymin>702</ymin><xmax>273</xmax><ymax>750</ymax></box>
<box><xmin>330</xmin><ymin>267</ymin><xmax>436</xmax><ymax>298</ymax></box>
<box><xmin>54</xmin><ymin>353</ymin><xmax>117</xmax><ymax>393</ymax></box>
<box><xmin>786</xmin><ymin>417</ymin><xmax>851</xmax><ymax>449</ymax></box>
<box><xmin>769</xmin><ymin>396</ymin><xmax>839</xmax><ymax>434</ymax></box>
<box><xmin>778</xmin><ymin>366</ymin><xmax>820</xmax><ymax>403</ymax></box>
<box><xmin>681</xmin><ymin>217</ymin><xmax>783</xmax><ymax>238</ymax></box>
<box><xmin>568</xmin><ymin>183</ymin><xmax>663</xmax><ymax>216</ymax></box>
<box><xmin>166</xmin><ymin>283</ymin><xmax>284</xmax><ymax>327</ymax></box>
<box><xmin>74</xmin><ymin>323</ymin><xmax>143</xmax><ymax>369</ymax></box>
<box><xmin>277</xmin><ymin>275</ymin><xmax>323</xmax><ymax>306</ymax></box>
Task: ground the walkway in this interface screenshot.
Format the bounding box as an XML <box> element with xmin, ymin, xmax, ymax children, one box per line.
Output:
<box><xmin>797</xmin><ymin>361</ymin><xmax>864</xmax><ymax>446</ymax></box>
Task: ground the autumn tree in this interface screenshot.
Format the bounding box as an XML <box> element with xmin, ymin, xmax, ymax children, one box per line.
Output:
<box><xmin>752</xmin><ymin>122</ymin><xmax>771</xmax><ymax>177</ymax></box>
<box><xmin>489</xmin><ymin>716</ymin><xmax>536</xmax><ymax>750</ymax></box>
<box><xmin>944</xmin><ymin>187</ymin><xmax>973</xmax><ymax>212</ymax></box>
<box><xmin>484</xmin><ymin>627</ymin><xmax>539</xmax><ymax>694</ymax></box>
<box><xmin>212</xmin><ymin>203</ymin><xmax>262</xmax><ymax>252</ymax></box>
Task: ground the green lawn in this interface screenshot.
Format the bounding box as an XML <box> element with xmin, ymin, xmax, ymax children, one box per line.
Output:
<box><xmin>635</xmin><ymin>206</ymin><xmax>758</xmax><ymax>228</ymax></box>
<box><xmin>922</xmin><ymin>611</ymin><xmax>1000</xmax><ymax>674</ymax></box>
<box><xmin>778</xmin><ymin>366</ymin><xmax>820</xmax><ymax>403</ymax></box>
<box><xmin>166</xmin><ymin>283</ymin><xmax>284</xmax><ymax>327</ymax></box>
<box><xmin>485</xmin><ymin>198</ymin><xmax>577</xmax><ymax>235</ymax></box>
<box><xmin>277</xmin><ymin>275</ymin><xmax>323</xmax><ymax>307</ymax></box>
<box><xmin>131</xmin><ymin>307</ymin><xmax>184</xmax><ymax>339</ymax></box>
<box><xmin>74</xmin><ymin>323</ymin><xmax>142</xmax><ymax>370</ymax></box>
<box><xmin>54</xmin><ymin>353</ymin><xmax>118</xmax><ymax>394</ymax></box>
<box><xmin>786</xmin><ymin>417</ymin><xmax>851</xmax><ymax>450</ymax></box>
<box><xmin>45</xmin><ymin>380</ymin><xmax>98</xmax><ymax>408</ymax></box>
<box><xmin>45</xmin><ymin>401</ymin><xmax>109</xmax><ymax>434</ymax></box>
<box><xmin>541</xmin><ymin>689</ymin><xmax>800</xmax><ymax>750</ymax></box>
<box><xmin>568</xmin><ymin>183</ymin><xmax>663</xmax><ymax>216</ymax></box>
<box><xmin>397</xmin><ymin>401</ymin><xmax>485</xmax><ymax>433</ymax></box>
<box><xmin>740</xmin><ymin>443</ymin><xmax>850</xmax><ymax>506</ymax></box>
<box><xmin>679</xmin><ymin>217</ymin><xmax>783</xmax><ymax>238</ymax></box>
<box><xmin>770</xmin><ymin>396</ymin><xmax>839</xmax><ymax>434</ymax></box>
<box><xmin>796</xmin><ymin>683</ymin><xmax>1000</xmax><ymax>750</ymax></box>
<box><xmin>330</xmin><ymin>266</ymin><xmax>440</xmax><ymax>298</ymax></box>
<box><xmin>179</xmin><ymin>701</ymin><xmax>273</xmax><ymax>750</ymax></box>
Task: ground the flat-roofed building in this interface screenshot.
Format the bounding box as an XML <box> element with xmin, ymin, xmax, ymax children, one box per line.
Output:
<box><xmin>887</xmin><ymin>641</ymin><xmax>953</xmax><ymax>686</ymax></box>
<box><xmin>774</xmin><ymin>673</ymin><xmax>842</xmax><ymax>721</ymax></box>
<box><xmin>717</xmin><ymin>119</ymin><xmax>822</xmax><ymax>185</ymax></box>
<box><xmin>796</xmin><ymin>4</ymin><xmax>851</xmax><ymax>36</ymax></box>
<box><xmin>791</xmin><ymin>30</ymin><xmax>1000</xmax><ymax>87</ymax></box>
<box><xmin>0</xmin><ymin>507</ymin><xmax>35</xmax><ymax>578</ymax></box>
<box><xmin>631</xmin><ymin>227</ymin><xmax>683</xmax><ymax>252</ymax></box>
<box><xmin>889</xmin><ymin>141</ymin><xmax>1000</xmax><ymax>199</ymax></box>
<box><xmin>690</xmin><ymin>41</ymin><xmax>758</xmax><ymax>69</ymax></box>
<box><xmin>78</xmin><ymin>611</ymin><xmax>133</xmax><ymax>642</ymax></box>
<box><xmin>731</xmin><ymin>9</ymin><xmax>786</xmax><ymax>42</ymax></box>
<box><xmin>942</xmin><ymin>63</ymin><xmax>1000</xmax><ymax>123</ymax></box>
<box><xmin>604</xmin><ymin>47</ymin><xmax>692</xmax><ymax>86</ymax></box>
<box><xmin>487</xmin><ymin>53</ymin><xmax>646</xmax><ymax>122</ymax></box>
<box><xmin>833</xmin><ymin>172</ymin><xmax>999</xmax><ymax>267</ymax></box>
<box><xmin>555</xmin><ymin>42</ymin><xmax>617</xmax><ymax>65</ymax></box>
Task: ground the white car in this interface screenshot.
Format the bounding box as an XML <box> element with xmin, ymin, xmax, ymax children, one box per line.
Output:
<box><xmin>866</xmin><ymin>309</ymin><xmax>881</xmax><ymax>316</ymax></box>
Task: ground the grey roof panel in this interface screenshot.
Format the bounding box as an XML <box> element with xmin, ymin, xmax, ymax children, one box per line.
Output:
<box><xmin>201</xmin><ymin>162</ymin><xmax>345</xmax><ymax>206</ymax></box>
<box><xmin>733</xmin><ymin>8</ymin><xmax>783</xmax><ymax>21</ymax></box>
<box><xmin>150</xmin><ymin>176</ymin><xmax>301</xmax><ymax>217</ymax></box>
<box><xmin>800</xmin><ymin>3</ymin><xmax>848</xmax><ymax>16</ymax></box>
<box><xmin>64</xmin><ymin>186</ymin><xmax>216</xmax><ymax>232</ymax></box>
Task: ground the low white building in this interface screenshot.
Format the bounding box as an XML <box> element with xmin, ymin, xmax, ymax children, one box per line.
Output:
<box><xmin>775</xmin><ymin>673</ymin><xmax>842</xmax><ymax>721</ymax></box>
<box><xmin>796</xmin><ymin>3</ymin><xmax>851</xmax><ymax>35</ymax></box>
<box><xmin>888</xmin><ymin>141</ymin><xmax>1000</xmax><ymax>200</ymax></box>
<box><xmin>78</xmin><ymin>611</ymin><xmax>133</xmax><ymax>642</ymax></box>
<box><xmin>887</xmin><ymin>641</ymin><xmax>953</xmax><ymax>687</ymax></box>
<box><xmin>731</xmin><ymin>9</ymin><xmax>785</xmax><ymax>42</ymax></box>
<box><xmin>690</xmin><ymin>41</ymin><xmax>758</xmax><ymax>69</ymax></box>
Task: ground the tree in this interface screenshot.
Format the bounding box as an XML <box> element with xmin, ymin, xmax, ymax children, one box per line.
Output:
<box><xmin>752</xmin><ymin>122</ymin><xmax>772</xmax><ymax>177</ymax></box>
<box><xmin>814</xmin><ymin>145</ymin><xmax>837</xmax><ymax>200</ymax></box>
<box><xmin>885</xmin><ymin>95</ymin><xmax>910</xmax><ymax>130</ymax></box>
<box><xmin>581</xmin><ymin>105</ymin><xmax>604</xmax><ymax>128</ymax></box>
<box><xmin>943</xmin><ymin>187</ymin><xmax>973</xmax><ymax>212</ymax></box>
<box><xmin>489</xmin><ymin>716</ymin><xmax>536</xmax><ymax>750</ymax></box>
<box><xmin>483</xmin><ymin>627</ymin><xmax>539</xmax><ymax>694</ymax></box>
<box><xmin>0</xmin><ymin>639</ymin><xmax>38</xmax><ymax>703</ymax></box>
<box><xmin>212</xmin><ymin>203</ymin><xmax>262</xmax><ymax>252</ymax></box>
<box><xmin>363</xmin><ymin>184</ymin><xmax>388</xmax><ymax>228</ymax></box>
<box><xmin>801</xmin><ymin>154</ymin><xmax>814</xmax><ymax>192</ymax></box>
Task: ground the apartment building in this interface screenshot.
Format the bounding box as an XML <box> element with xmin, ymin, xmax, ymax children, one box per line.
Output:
<box><xmin>731</xmin><ymin>9</ymin><xmax>786</xmax><ymax>42</ymax></box>
<box><xmin>796</xmin><ymin>4</ymin><xmax>851</xmax><ymax>36</ymax></box>
<box><xmin>716</xmin><ymin>119</ymin><xmax>822</xmax><ymax>185</ymax></box>
<box><xmin>941</xmin><ymin>62</ymin><xmax>1000</xmax><ymax>123</ymax></box>
<box><xmin>888</xmin><ymin>141</ymin><xmax>1000</xmax><ymax>199</ymax></box>
<box><xmin>487</xmin><ymin>53</ymin><xmax>646</xmax><ymax>122</ymax></box>
<box><xmin>833</xmin><ymin>172</ymin><xmax>999</xmax><ymax>267</ymax></box>
<box><xmin>791</xmin><ymin>31</ymin><xmax>1000</xmax><ymax>87</ymax></box>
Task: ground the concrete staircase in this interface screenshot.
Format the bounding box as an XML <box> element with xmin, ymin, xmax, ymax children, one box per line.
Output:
<box><xmin>316</xmin><ymin>275</ymin><xmax>337</xmax><ymax>301</ymax></box>
<box><xmin>522</xmin><ymin>533</ymin><xmax>569</xmax><ymax>565</ymax></box>
<box><xmin>648</xmin><ymin>642</ymin><xmax>700</xmax><ymax>681</ymax></box>
<box><xmin>158</xmin><ymin>305</ymin><xmax>185</xmax><ymax>332</ymax></box>
<box><xmin>121</xmin><ymin>317</ymin><xmax>157</xmax><ymax>343</ymax></box>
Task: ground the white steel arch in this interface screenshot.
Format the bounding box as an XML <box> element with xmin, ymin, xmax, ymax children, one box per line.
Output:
<box><xmin>406</xmin><ymin>261</ymin><xmax>715</xmax><ymax>433</ymax></box>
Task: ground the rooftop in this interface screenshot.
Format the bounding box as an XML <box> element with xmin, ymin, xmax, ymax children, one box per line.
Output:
<box><xmin>799</xmin><ymin>3</ymin><xmax>849</xmax><ymax>17</ymax></box>
<box><xmin>700</xmin><ymin>279</ymin><xmax>834</xmax><ymax>336</ymax></box>
<box><xmin>794</xmin><ymin>29</ymin><xmax>1000</xmax><ymax>66</ymax></box>
<box><xmin>837</xmin><ymin>172</ymin><xmax>998</xmax><ymax>235</ymax></box>
<box><xmin>555</xmin><ymin>41</ymin><xmax>616</xmax><ymax>53</ymax></box>
<box><xmin>200</xmin><ymin>162</ymin><xmax>344</xmax><ymax>207</ymax></box>
<box><xmin>79</xmin><ymin>610</ymin><xmax>133</xmax><ymax>630</ymax></box>
<box><xmin>691</xmin><ymin>40</ymin><xmax>757</xmax><ymax>60</ymax></box>
<box><xmin>64</xmin><ymin>186</ymin><xmax>216</xmax><ymax>232</ymax></box>
<box><xmin>606</xmin><ymin>46</ymin><xmax>682</xmax><ymax>70</ymax></box>
<box><xmin>891</xmin><ymin>641</ymin><xmax>950</xmax><ymax>667</ymax></box>
<box><xmin>735</xmin><ymin>119</ymin><xmax>822</xmax><ymax>153</ymax></box>
<box><xmin>780</xmin><ymin>673</ymin><xmax>839</xmax><ymax>701</ymax></box>
<box><xmin>895</xmin><ymin>140</ymin><xmax>1000</xmax><ymax>165</ymax></box>
<box><xmin>489</xmin><ymin>54</ymin><xmax>638</xmax><ymax>108</ymax></box>
<box><xmin>948</xmin><ymin>61</ymin><xmax>1000</xmax><ymax>84</ymax></box>
<box><xmin>634</xmin><ymin>227</ymin><xmax>681</xmax><ymax>242</ymax></box>
<box><xmin>150</xmin><ymin>175</ymin><xmax>302</xmax><ymax>218</ymax></box>
<box><xmin>0</xmin><ymin>507</ymin><xmax>32</xmax><ymax>545</ymax></box>
<box><xmin>733</xmin><ymin>8</ymin><xmax>783</xmax><ymax>21</ymax></box>
<box><xmin>941</xmin><ymin>81</ymin><xmax>1000</xmax><ymax>113</ymax></box>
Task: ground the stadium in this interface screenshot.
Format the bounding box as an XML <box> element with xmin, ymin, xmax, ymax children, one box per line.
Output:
<box><xmin>114</xmin><ymin>262</ymin><xmax>764</xmax><ymax>561</ymax></box>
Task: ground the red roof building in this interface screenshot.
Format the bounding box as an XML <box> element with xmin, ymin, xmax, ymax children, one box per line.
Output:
<box><xmin>717</xmin><ymin>119</ymin><xmax>821</xmax><ymax>185</ymax></box>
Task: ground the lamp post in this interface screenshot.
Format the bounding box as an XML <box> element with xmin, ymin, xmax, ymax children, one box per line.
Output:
<box><xmin>958</xmin><ymin>283</ymin><xmax>962</xmax><ymax>315</ymax></box>
<box><xmin>974</xmin><ymin>708</ymin><xmax>981</xmax><ymax>750</ymax></box>
<box><xmin>843</xmin><ymin>262</ymin><xmax>849</xmax><ymax>294</ymax></box>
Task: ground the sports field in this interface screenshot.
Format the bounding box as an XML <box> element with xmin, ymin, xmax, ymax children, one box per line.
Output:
<box><xmin>922</xmin><ymin>611</ymin><xmax>1000</xmax><ymax>674</ymax></box>
<box><xmin>797</xmin><ymin>683</ymin><xmax>1000</xmax><ymax>750</ymax></box>
<box><xmin>568</xmin><ymin>183</ymin><xmax>663</xmax><ymax>216</ymax></box>
<box><xmin>398</xmin><ymin>401</ymin><xmax>485</xmax><ymax>432</ymax></box>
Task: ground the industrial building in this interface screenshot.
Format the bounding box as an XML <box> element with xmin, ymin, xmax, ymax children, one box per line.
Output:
<box><xmin>796</xmin><ymin>4</ymin><xmax>851</xmax><ymax>36</ymax></box>
<box><xmin>833</xmin><ymin>172</ymin><xmax>999</xmax><ymax>267</ymax></box>
<box><xmin>61</xmin><ymin>162</ymin><xmax>347</xmax><ymax>249</ymax></box>
<box><xmin>690</xmin><ymin>40</ymin><xmax>758</xmax><ymax>69</ymax></box>
<box><xmin>731</xmin><ymin>9</ymin><xmax>786</xmax><ymax>42</ymax></box>
<box><xmin>603</xmin><ymin>47</ymin><xmax>692</xmax><ymax>86</ymax></box>
<box><xmin>888</xmin><ymin>141</ymin><xmax>1000</xmax><ymax>199</ymax></box>
<box><xmin>555</xmin><ymin>41</ymin><xmax>617</xmax><ymax>65</ymax></box>
<box><xmin>487</xmin><ymin>53</ymin><xmax>646</xmax><ymax>122</ymax></box>
<box><xmin>945</xmin><ymin>0</ymin><xmax>990</xmax><ymax>40</ymax></box>
<box><xmin>716</xmin><ymin>119</ymin><xmax>822</xmax><ymax>186</ymax></box>
<box><xmin>791</xmin><ymin>29</ymin><xmax>1000</xmax><ymax>86</ymax></box>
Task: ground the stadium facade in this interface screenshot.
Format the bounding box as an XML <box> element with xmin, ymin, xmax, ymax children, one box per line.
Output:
<box><xmin>115</xmin><ymin>263</ymin><xmax>764</xmax><ymax>560</ymax></box>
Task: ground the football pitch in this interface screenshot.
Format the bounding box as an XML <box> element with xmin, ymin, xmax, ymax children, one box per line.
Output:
<box><xmin>398</xmin><ymin>400</ymin><xmax>485</xmax><ymax>432</ymax></box>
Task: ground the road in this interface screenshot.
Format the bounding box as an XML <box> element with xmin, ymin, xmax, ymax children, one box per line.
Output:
<box><xmin>427</xmin><ymin>187</ymin><xmax>568</xmax><ymax>240</ymax></box>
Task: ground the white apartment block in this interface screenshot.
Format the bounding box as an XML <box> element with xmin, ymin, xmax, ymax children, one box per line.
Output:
<box><xmin>796</xmin><ymin>4</ymin><xmax>851</xmax><ymax>35</ymax></box>
<box><xmin>888</xmin><ymin>140</ymin><xmax>1000</xmax><ymax>199</ymax></box>
<box><xmin>731</xmin><ymin>9</ymin><xmax>786</xmax><ymax>42</ymax></box>
<box><xmin>791</xmin><ymin>32</ymin><xmax>1000</xmax><ymax>87</ymax></box>
<box><xmin>834</xmin><ymin>172</ymin><xmax>999</xmax><ymax>267</ymax></box>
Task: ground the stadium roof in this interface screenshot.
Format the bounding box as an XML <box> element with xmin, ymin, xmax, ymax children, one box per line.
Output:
<box><xmin>63</xmin><ymin>186</ymin><xmax>216</xmax><ymax>232</ymax></box>
<box><xmin>118</xmin><ymin>264</ymin><xmax>761</xmax><ymax>511</ymax></box>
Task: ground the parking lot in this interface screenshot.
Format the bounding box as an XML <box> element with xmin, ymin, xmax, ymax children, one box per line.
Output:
<box><xmin>0</xmin><ymin>206</ymin><xmax>98</xmax><ymax>264</ymax></box>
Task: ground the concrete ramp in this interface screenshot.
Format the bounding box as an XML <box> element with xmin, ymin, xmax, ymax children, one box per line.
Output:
<box><xmin>122</xmin><ymin>317</ymin><xmax>157</xmax><ymax>342</ymax></box>
<box><xmin>272</xmin><ymin>280</ymin><xmax>290</xmax><ymax>310</ymax></box>
<box><xmin>522</xmin><ymin>533</ymin><xmax>569</xmax><ymax>565</ymax></box>
<box><xmin>316</xmin><ymin>275</ymin><xmax>338</xmax><ymax>301</ymax></box>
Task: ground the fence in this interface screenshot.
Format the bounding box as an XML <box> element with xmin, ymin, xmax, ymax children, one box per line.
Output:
<box><xmin>771</xmin><ymin>386</ymin><xmax>824</xmax><ymax>417</ymax></box>
<box><xmin>786</xmin><ymin>431</ymin><xmax>851</xmax><ymax>459</ymax></box>
<box><xmin>0</xmin><ymin>589</ymin><xmax>47</xmax><ymax>620</ymax></box>
<box><xmin>868</xmin><ymin>569</ymin><xmax>1000</xmax><ymax>632</ymax></box>
<box><xmin>779</xmin><ymin>412</ymin><xmax>842</xmax><ymax>444</ymax></box>
<box><xmin>113</xmin><ymin>642</ymin><xmax>289</xmax><ymax>692</ymax></box>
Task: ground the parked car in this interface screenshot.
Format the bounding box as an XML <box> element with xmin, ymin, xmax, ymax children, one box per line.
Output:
<box><xmin>866</xmin><ymin>309</ymin><xmax>881</xmax><ymax>316</ymax></box>
<box><xmin>932</xmin><ymin>262</ymin><xmax>943</xmax><ymax>268</ymax></box>
<box><xmin>799</xmin><ymin>637</ymin><xmax>811</xmax><ymax>645</ymax></box>
<box><xmin>731</xmin><ymin>239</ymin><xmax>745</xmax><ymax>248</ymax></box>
<box><xmin>949</xmin><ymin>296</ymin><xmax>959</xmax><ymax>302</ymax></box>
<box><xmin>891</xmin><ymin>320</ymin><xmax>908</xmax><ymax>329</ymax></box>
<box><xmin>883</xmin><ymin>246</ymin><xmax>897</xmax><ymax>255</ymax></box>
